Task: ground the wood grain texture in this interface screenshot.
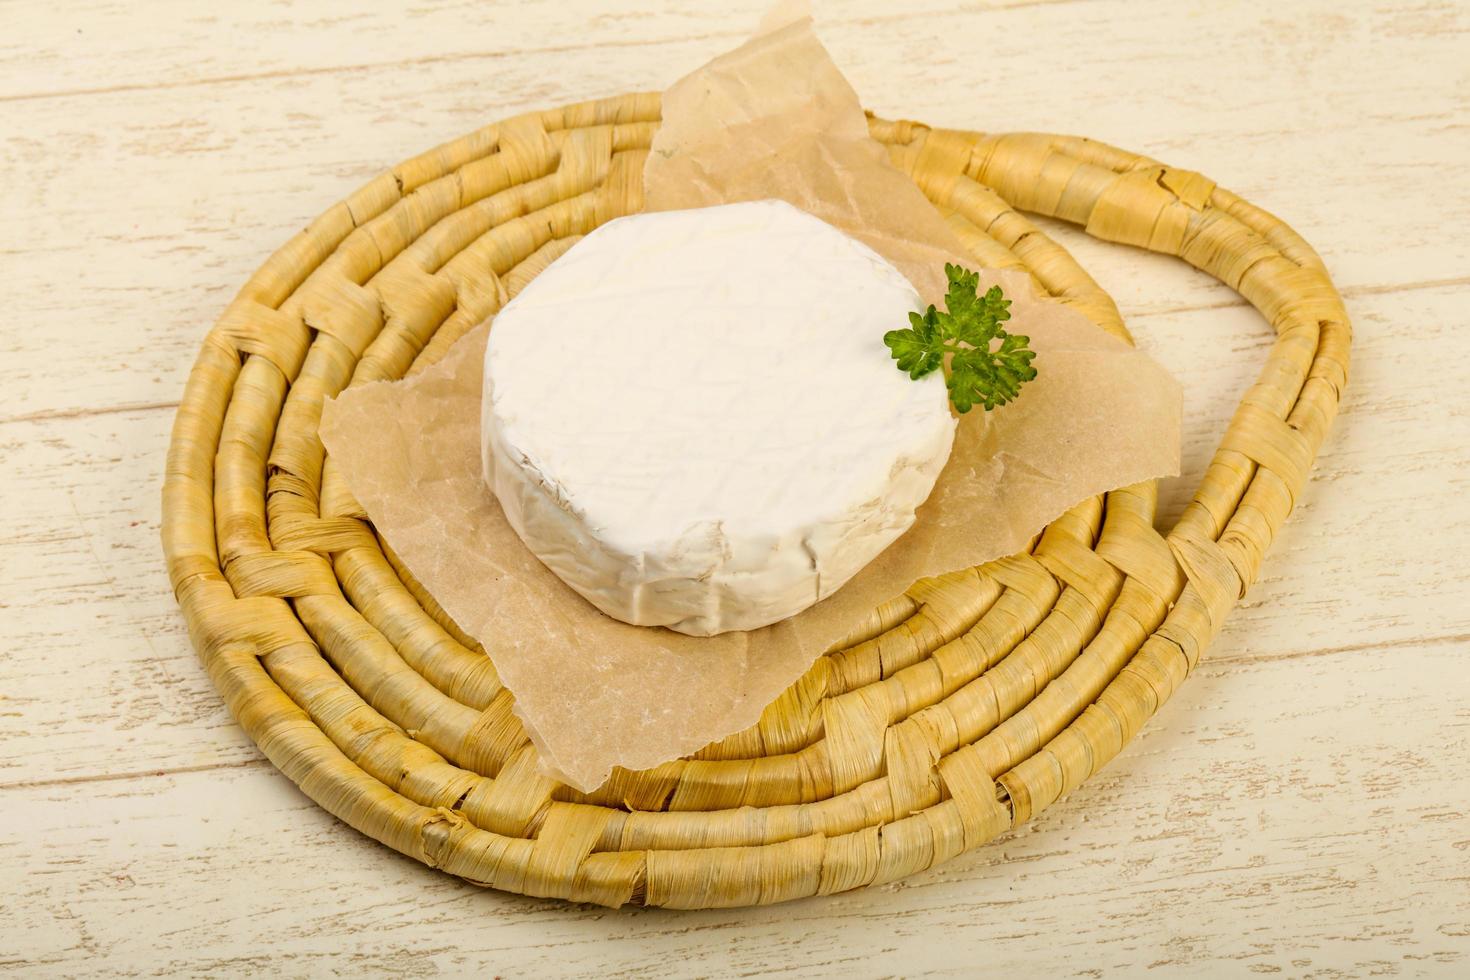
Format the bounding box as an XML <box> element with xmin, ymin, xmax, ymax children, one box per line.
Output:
<box><xmin>1</xmin><ymin>0</ymin><xmax>1467</xmax><ymax>974</ymax></box>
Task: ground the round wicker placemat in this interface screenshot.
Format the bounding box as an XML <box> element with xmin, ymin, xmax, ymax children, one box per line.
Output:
<box><xmin>162</xmin><ymin>93</ymin><xmax>1349</xmax><ymax>909</ymax></box>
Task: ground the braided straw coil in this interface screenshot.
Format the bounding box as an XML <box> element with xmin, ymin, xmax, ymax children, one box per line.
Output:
<box><xmin>161</xmin><ymin>93</ymin><xmax>1349</xmax><ymax>909</ymax></box>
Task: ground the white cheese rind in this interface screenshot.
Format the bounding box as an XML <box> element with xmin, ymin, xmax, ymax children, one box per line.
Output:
<box><xmin>482</xmin><ymin>200</ymin><xmax>955</xmax><ymax>635</ymax></box>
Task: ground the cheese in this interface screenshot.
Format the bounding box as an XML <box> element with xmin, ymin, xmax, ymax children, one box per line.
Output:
<box><xmin>482</xmin><ymin>200</ymin><xmax>955</xmax><ymax>635</ymax></box>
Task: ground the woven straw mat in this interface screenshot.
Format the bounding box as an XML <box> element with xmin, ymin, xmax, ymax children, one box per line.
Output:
<box><xmin>161</xmin><ymin>92</ymin><xmax>1350</xmax><ymax>909</ymax></box>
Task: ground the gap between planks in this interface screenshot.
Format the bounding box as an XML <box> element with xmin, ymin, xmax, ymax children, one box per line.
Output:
<box><xmin>0</xmin><ymin>0</ymin><xmax>1082</xmax><ymax>105</ymax></box>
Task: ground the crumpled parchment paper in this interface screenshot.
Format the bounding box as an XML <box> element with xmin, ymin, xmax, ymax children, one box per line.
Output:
<box><xmin>319</xmin><ymin>3</ymin><xmax>1182</xmax><ymax>792</ymax></box>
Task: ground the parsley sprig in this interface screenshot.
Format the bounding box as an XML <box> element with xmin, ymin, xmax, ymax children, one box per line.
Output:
<box><xmin>883</xmin><ymin>264</ymin><xmax>1037</xmax><ymax>413</ymax></box>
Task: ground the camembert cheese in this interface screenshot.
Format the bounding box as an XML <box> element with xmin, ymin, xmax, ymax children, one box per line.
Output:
<box><xmin>482</xmin><ymin>200</ymin><xmax>955</xmax><ymax>635</ymax></box>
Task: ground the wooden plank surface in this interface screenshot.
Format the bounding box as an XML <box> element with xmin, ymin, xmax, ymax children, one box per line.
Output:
<box><xmin>2</xmin><ymin>0</ymin><xmax>1467</xmax><ymax>975</ymax></box>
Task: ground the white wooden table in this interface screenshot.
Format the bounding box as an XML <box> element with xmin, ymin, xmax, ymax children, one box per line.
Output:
<box><xmin>3</xmin><ymin>1</ymin><xmax>1468</xmax><ymax>975</ymax></box>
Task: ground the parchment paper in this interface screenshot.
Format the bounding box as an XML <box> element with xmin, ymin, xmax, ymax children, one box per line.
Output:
<box><xmin>319</xmin><ymin>5</ymin><xmax>1182</xmax><ymax>792</ymax></box>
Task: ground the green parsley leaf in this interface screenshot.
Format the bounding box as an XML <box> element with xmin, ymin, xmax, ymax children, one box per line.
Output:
<box><xmin>881</xmin><ymin>263</ymin><xmax>1037</xmax><ymax>414</ymax></box>
<box><xmin>883</xmin><ymin>307</ymin><xmax>945</xmax><ymax>379</ymax></box>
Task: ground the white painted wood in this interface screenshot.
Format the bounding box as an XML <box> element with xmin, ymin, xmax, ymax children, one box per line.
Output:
<box><xmin>1</xmin><ymin>0</ymin><xmax>1467</xmax><ymax>975</ymax></box>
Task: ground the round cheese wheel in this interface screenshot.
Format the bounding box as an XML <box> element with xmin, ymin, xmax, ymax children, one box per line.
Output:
<box><xmin>482</xmin><ymin>200</ymin><xmax>955</xmax><ymax>635</ymax></box>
